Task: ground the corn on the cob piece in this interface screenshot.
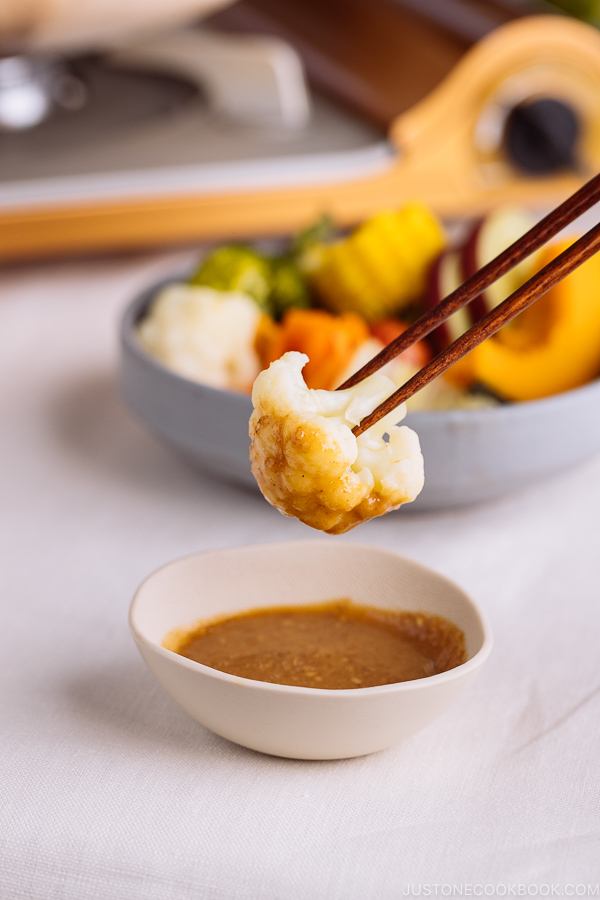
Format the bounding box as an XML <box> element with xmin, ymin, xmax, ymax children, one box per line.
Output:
<box><xmin>311</xmin><ymin>203</ymin><xmax>445</xmax><ymax>321</ymax></box>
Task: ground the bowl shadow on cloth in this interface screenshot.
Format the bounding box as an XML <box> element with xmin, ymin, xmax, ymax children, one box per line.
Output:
<box><xmin>63</xmin><ymin>657</ymin><xmax>356</xmax><ymax>768</ymax></box>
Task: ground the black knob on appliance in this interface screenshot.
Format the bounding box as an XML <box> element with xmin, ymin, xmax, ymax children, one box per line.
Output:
<box><xmin>502</xmin><ymin>97</ymin><xmax>581</xmax><ymax>175</ymax></box>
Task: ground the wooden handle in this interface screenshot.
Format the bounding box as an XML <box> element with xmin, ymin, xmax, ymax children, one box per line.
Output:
<box><xmin>2</xmin><ymin>16</ymin><xmax>600</xmax><ymax>262</ymax></box>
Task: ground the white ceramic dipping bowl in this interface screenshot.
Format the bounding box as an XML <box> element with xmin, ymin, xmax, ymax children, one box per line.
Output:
<box><xmin>130</xmin><ymin>541</ymin><xmax>492</xmax><ymax>760</ymax></box>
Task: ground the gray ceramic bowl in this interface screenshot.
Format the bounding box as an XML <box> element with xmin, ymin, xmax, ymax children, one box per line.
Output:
<box><xmin>120</xmin><ymin>277</ymin><xmax>600</xmax><ymax>511</ymax></box>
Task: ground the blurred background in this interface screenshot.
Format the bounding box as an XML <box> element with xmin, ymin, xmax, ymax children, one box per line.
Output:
<box><xmin>1</xmin><ymin>0</ymin><xmax>599</xmax><ymax>262</ymax></box>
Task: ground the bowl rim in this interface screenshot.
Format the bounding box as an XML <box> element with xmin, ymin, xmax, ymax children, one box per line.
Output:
<box><xmin>121</xmin><ymin>273</ymin><xmax>600</xmax><ymax>426</ymax></box>
<box><xmin>129</xmin><ymin>540</ymin><xmax>494</xmax><ymax>698</ymax></box>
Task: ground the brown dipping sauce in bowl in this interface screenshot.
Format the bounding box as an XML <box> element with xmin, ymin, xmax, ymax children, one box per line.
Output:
<box><xmin>166</xmin><ymin>599</ymin><xmax>466</xmax><ymax>690</ymax></box>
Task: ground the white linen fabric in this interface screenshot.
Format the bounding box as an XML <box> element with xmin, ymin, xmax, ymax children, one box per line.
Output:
<box><xmin>1</xmin><ymin>253</ymin><xmax>599</xmax><ymax>900</ymax></box>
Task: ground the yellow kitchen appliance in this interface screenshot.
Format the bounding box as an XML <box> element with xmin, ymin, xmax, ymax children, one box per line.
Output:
<box><xmin>1</xmin><ymin>15</ymin><xmax>599</xmax><ymax>262</ymax></box>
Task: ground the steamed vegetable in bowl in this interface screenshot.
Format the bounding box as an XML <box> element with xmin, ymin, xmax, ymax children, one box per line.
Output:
<box><xmin>137</xmin><ymin>285</ymin><xmax>261</xmax><ymax>393</ymax></box>
<box><xmin>123</xmin><ymin>198</ymin><xmax>600</xmax><ymax>519</ymax></box>
<box><xmin>137</xmin><ymin>201</ymin><xmax>600</xmax><ymax>413</ymax></box>
<box><xmin>136</xmin><ymin>196</ymin><xmax>600</xmax><ymax>529</ymax></box>
<box><xmin>310</xmin><ymin>204</ymin><xmax>445</xmax><ymax>320</ymax></box>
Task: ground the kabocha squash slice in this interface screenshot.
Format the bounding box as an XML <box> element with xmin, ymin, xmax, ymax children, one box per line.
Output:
<box><xmin>447</xmin><ymin>241</ymin><xmax>600</xmax><ymax>401</ymax></box>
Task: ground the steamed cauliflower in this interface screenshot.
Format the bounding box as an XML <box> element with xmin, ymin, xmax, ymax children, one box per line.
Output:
<box><xmin>337</xmin><ymin>339</ymin><xmax>498</xmax><ymax>412</ymax></box>
<box><xmin>138</xmin><ymin>285</ymin><xmax>261</xmax><ymax>392</ymax></box>
<box><xmin>249</xmin><ymin>352</ymin><xmax>424</xmax><ymax>533</ymax></box>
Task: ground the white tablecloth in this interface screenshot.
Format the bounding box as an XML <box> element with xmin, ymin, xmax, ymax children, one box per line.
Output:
<box><xmin>2</xmin><ymin>252</ymin><xmax>600</xmax><ymax>900</ymax></box>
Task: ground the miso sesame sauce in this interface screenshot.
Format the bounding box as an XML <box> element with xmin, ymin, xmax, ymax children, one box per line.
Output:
<box><xmin>166</xmin><ymin>599</ymin><xmax>466</xmax><ymax>690</ymax></box>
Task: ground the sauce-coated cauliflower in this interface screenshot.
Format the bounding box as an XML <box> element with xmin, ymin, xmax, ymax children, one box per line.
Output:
<box><xmin>138</xmin><ymin>285</ymin><xmax>261</xmax><ymax>392</ymax></box>
<box><xmin>249</xmin><ymin>351</ymin><xmax>424</xmax><ymax>533</ymax></box>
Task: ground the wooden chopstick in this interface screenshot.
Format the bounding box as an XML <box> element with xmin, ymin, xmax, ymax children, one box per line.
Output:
<box><xmin>353</xmin><ymin>221</ymin><xmax>600</xmax><ymax>436</ymax></box>
<box><xmin>338</xmin><ymin>173</ymin><xmax>600</xmax><ymax>391</ymax></box>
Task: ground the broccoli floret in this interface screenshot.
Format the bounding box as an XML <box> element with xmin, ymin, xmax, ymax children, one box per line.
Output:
<box><xmin>291</xmin><ymin>214</ymin><xmax>335</xmax><ymax>258</ymax></box>
<box><xmin>270</xmin><ymin>257</ymin><xmax>311</xmax><ymax>318</ymax></box>
<box><xmin>190</xmin><ymin>245</ymin><xmax>273</xmax><ymax>314</ymax></box>
<box><xmin>291</xmin><ymin>215</ymin><xmax>335</xmax><ymax>278</ymax></box>
<box><xmin>191</xmin><ymin>238</ymin><xmax>318</xmax><ymax>320</ymax></box>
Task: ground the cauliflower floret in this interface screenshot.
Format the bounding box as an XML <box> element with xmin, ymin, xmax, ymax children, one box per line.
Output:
<box><xmin>337</xmin><ymin>339</ymin><xmax>499</xmax><ymax>411</ymax></box>
<box><xmin>334</xmin><ymin>337</ymin><xmax>409</xmax><ymax>390</ymax></box>
<box><xmin>249</xmin><ymin>351</ymin><xmax>424</xmax><ymax>533</ymax></box>
<box><xmin>138</xmin><ymin>285</ymin><xmax>261</xmax><ymax>392</ymax></box>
